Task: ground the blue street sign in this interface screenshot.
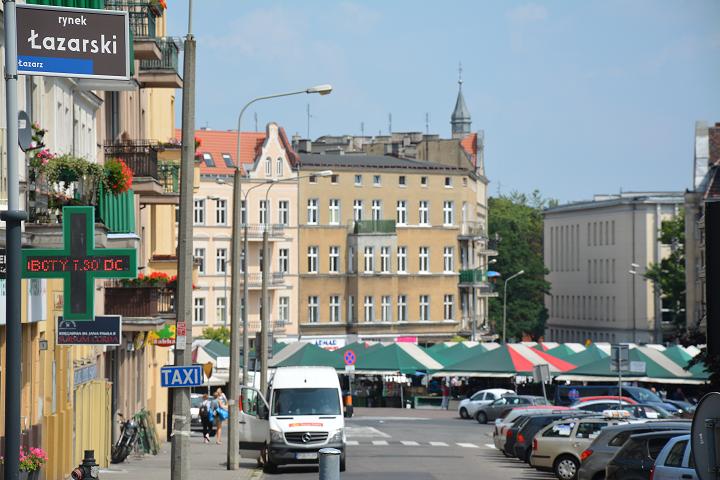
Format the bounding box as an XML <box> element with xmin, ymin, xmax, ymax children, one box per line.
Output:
<box><xmin>160</xmin><ymin>365</ymin><xmax>203</xmax><ymax>388</ymax></box>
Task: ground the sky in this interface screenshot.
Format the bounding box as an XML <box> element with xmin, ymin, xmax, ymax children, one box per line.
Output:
<box><xmin>167</xmin><ymin>0</ymin><xmax>720</xmax><ymax>202</ymax></box>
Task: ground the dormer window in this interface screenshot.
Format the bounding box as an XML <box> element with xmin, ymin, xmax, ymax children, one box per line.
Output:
<box><xmin>202</xmin><ymin>153</ymin><xmax>215</xmax><ymax>167</ymax></box>
<box><xmin>222</xmin><ymin>153</ymin><xmax>233</xmax><ymax>168</ymax></box>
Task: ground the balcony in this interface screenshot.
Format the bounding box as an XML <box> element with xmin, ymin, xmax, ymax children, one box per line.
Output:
<box><xmin>158</xmin><ymin>162</ymin><xmax>180</xmax><ymax>193</ymax></box>
<box><xmin>458</xmin><ymin>269</ymin><xmax>499</xmax><ymax>296</ymax></box>
<box><xmin>236</xmin><ymin>272</ymin><xmax>286</xmax><ymax>289</ymax></box>
<box><xmin>139</xmin><ymin>37</ymin><xmax>183</xmax><ymax>89</ymax></box>
<box><xmin>458</xmin><ymin>221</ymin><xmax>487</xmax><ymax>240</ymax></box>
<box><xmin>352</xmin><ymin>220</ymin><xmax>396</xmax><ymax>234</ymax></box>
<box><xmin>104</xmin><ymin>141</ymin><xmax>178</xmax><ymax>203</ymax></box>
<box><xmin>105</xmin><ymin>286</ymin><xmax>175</xmax><ymax>318</ymax></box>
<box><xmin>104</xmin><ymin>1</ymin><xmax>163</xmax><ymax>60</ymax></box>
<box><xmin>240</xmin><ymin>224</ymin><xmax>286</xmax><ymax>240</ymax></box>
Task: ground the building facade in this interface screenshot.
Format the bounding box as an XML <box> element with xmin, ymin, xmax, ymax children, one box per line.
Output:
<box><xmin>544</xmin><ymin>192</ymin><xmax>683</xmax><ymax>344</ymax></box>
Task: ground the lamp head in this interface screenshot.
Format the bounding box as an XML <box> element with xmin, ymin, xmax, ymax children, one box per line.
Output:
<box><xmin>317</xmin><ymin>170</ymin><xmax>333</xmax><ymax>177</ymax></box>
<box><xmin>306</xmin><ymin>84</ymin><xmax>333</xmax><ymax>96</ymax></box>
<box><xmin>518</xmin><ymin>270</ymin><xmax>525</xmax><ymax>275</ymax></box>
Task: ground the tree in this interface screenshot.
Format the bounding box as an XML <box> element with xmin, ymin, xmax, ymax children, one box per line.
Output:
<box><xmin>488</xmin><ymin>190</ymin><xmax>553</xmax><ymax>341</ymax></box>
<box><xmin>644</xmin><ymin>211</ymin><xmax>686</xmax><ymax>340</ymax></box>
<box><xmin>201</xmin><ymin>326</ymin><xmax>230</xmax><ymax>345</ymax></box>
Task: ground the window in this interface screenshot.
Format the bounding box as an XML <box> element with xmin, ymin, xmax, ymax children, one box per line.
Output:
<box><xmin>329</xmin><ymin>246</ymin><xmax>340</xmax><ymax>273</ymax></box>
<box><xmin>330</xmin><ymin>295</ymin><xmax>341</xmax><ymax>323</ymax></box>
<box><xmin>216</xmin><ymin>199</ymin><xmax>227</xmax><ymax>225</ymax></box>
<box><xmin>419</xmin><ymin>247</ymin><xmax>429</xmax><ymax>273</ymax></box>
<box><xmin>348</xmin><ymin>247</ymin><xmax>355</xmax><ymax>273</ymax></box>
<box><xmin>330</xmin><ymin>174</ymin><xmax>339</xmax><ymax>184</ymax></box>
<box><xmin>259</xmin><ymin>200</ymin><xmax>268</xmax><ymax>225</ymax></box>
<box><xmin>307</xmin><ymin>199</ymin><xmax>318</xmax><ymax>224</ymax></box>
<box><xmin>308</xmin><ymin>296</ymin><xmax>319</xmax><ymax>323</ymax></box>
<box><xmin>373</xmin><ymin>175</ymin><xmax>381</xmax><ymax>186</ymax></box>
<box><xmin>443</xmin><ymin>294</ymin><xmax>454</xmax><ymax>320</ymax></box>
<box><xmin>648</xmin><ymin>437</ymin><xmax>671</xmax><ymax>460</ymax></box>
<box><xmin>396</xmin><ymin>200</ymin><xmax>407</xmax><ymax>225</ymax></box>
<box><xmin>397</xmin><ymin>246</ymin><xmax>407</xmax><ymax>273</ymax></box>
<box><xmin>461</xmin><ymin>202</ymin><xmax>468</xmax><ymax>223</ymax></box>
<box><xmin>364</xmin><ymin>296</ymin><xmax>374</xmax><ymax>322</ymax></box>
<box><xmin>664</xmin><ymin>440</ymin><xmax>688</xmax><ymax>468</ymax></box>
<box><xmin>576</xmin><ymin>422</ymin><xmax>607</xmax><ymax>439</ymax></box>
<box><xmin>443</xmin><ymin>247</ymin><xmax>454</xmax><ymax>273</ymax></box>
<box><xmin>222</xmin><ymin>153</ymin><xmax>233</xmax><ymax>168</ymax></box>
<box><xmin>353</xmin><ymin>200</ymin><xmax>363</xmax><ymax>221</ymax></box>
<box><xmin>419</xmin><ymin>295</ymin><xmax>430</xmax><ymax>321</ymax></box>
<box><xmin>419</xmin><ymin>201</ymin><xmax>429</xmax><ymax>225</ymax></box>
<box><xmin>420</xmin><ymin>176</ymin><xmax>428</xmax><ymax>186</ymax></box>
<box><xmin>278</xmin><ymin>200</ymin><xmax>289</xmax><ymax>226</ymax></box>
<box><xmin>380</xmin><ymin>246</ymin><xmax>390</xmax><ymax>273</ymax></box>
<box><xmin>202</xmin><ymin>152</ymin><xmax>215</xmax><ymax>167</ymax></box>
<box><xmin>278</xmin><ymin>248</ymin><xmax>289</xmax><ymax>273</ymax></box>
<box><xmin>397</xmin><ymin>295</ymin><xmax>407</xmax><ymax>322</ymax></box>
<box><xmin>193</xmin><ymin>199</ymin><xmax>205</xmax><ymax>225</ymax></box>
<box><xmin>381</xmin><ymin>296</ymin><xmax>392</xmax><ymax>322</ymax></box>
<box><xmin>329</xmin><ymin>199</ymin><xmax>340</xmax><ymax>225</ymax></box>
<box><xmin>398</xmin><ymin>175</ymin><xmax>406</xmax><ymax>186</ymax></box>
<box><xmin>278</xmin><ymin>296</ymin><xmax>289</xmax><ymax>325</ymax></box>
<box><xmin>193</xmin><ymin>297</ymin><xmax>206</xmax><ymax>324</ymax></box>
<box><xmin>216</xmin><ymin>297</ymin><xmax>227</xmax><ymax>324</ymax></box>
<box><xmin>543</xmin><ymin>422</ymin><xmax>575</xmax><ymax>438</ymax></box>
<box><xmin>194</xmin><ymin>248</ymin><xmax>206</xmax><ymax>275</ymax></box>
<box><xmin>241</xmin><ymin>200</ymin><xmax>247</xmax><ymax>224</ymax></box>
<box><xmin>307</xmin><ymin>246</ymin><xmax>318</xmax><ymax>273</ymax></box>
<box><xmin>216</xmin><ymin>248</ymin><xmax>227</xmax><ymax>274</ymax></box>
<box><xmin>309</xmin><ymin>175</ymin><xmax>317</xmax><ymax>184</ymax></box>
<box><xmin>354</xmin><ymin>174</ymin><xmax>362</xmax><ymax>185</ymax></box>
<box><xmin>348</xmin><ymin>295</ymin><xmax>355</xmax><ymax>323</ymax></box>
<box><xmin>444</xmin><ymin>176</ymin><xmax>452</xmax><ymax>187</ymax></box>
<box><xmin>276</xmin><ymin>157</ymin><xmax>283</xmax><ymax>177</ymax></box>
<box><xmin>443</xmin><ymin>201</ymin><xmax>454</xmax><ymax>225</ymax></box>
<box><xmin>371</xmin><ymin>200</ymin><xmax>382</xmax><ymax>221</ymax></box>
<box><xmin>364</xmin><ymin>247</ymin><xmax>374</xmax><ymax>273</ymax></box>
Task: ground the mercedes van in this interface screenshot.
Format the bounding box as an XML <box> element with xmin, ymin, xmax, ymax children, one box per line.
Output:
<box><xmin>238</xmin><ymin>366</ymin><xmax>346</xmax><ymax>473</ymax></box>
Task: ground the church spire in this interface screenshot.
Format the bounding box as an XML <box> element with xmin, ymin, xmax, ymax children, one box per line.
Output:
<box><xmin>451</xmin><ymin>61</ymin><xmax>471</xmax><ymax>139</ymax></box>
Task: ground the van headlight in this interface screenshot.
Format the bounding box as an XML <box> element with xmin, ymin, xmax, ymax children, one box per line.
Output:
<box><xmin>270</xmin><ymin>430</ymin><xmax>284</xmax><ymax>443</ymax></box>
<box><xmin>328</xmin><ymin>428</ymin><xmax>344</xmax><ymax>443</ymax></box>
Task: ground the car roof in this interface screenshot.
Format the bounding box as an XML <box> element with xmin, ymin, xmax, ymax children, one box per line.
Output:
<box><xmin>601</xmin><ymin>421</ymin><xmax>691</xmax><ymax>432</ymax></box>
<box><xmin>629</xmin><ymin>430</ymin><xmax>689</xmax><ymax>441</ymax></box>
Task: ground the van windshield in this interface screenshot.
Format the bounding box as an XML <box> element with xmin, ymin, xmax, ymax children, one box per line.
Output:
<box><xmin>272</xmin><ymin>388</ymin><xmax>341</xmax><ymax>416</ymax></box>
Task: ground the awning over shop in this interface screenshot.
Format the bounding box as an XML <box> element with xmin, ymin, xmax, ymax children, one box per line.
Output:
<box><xmin>436</xmin><ymin>344</ymin><xmax>576</xmax><ymax>378</ymax></box>
<box><xmin>546</xmin><ymin>343</ymin><xmax>586</xmax><ymax>360</ymax></box>
<box><xmin>353</xmin><ymin>343</ymin><xmax>444</xmax><ymax>374</ymax></box>
<box><xmin>564</xmin><ymin>343</ymin><xmax>609</xmax><ymax>366</ymax></box>
<box><xmin>269</xmin><ymin>342</ymin><xmax>342</xmax><ymax>369</ymax></box>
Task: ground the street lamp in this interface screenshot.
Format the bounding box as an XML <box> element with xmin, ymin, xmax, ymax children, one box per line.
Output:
<box><xmin>227</xmin><ymin>85</ymin><xmax>332</xmax><ymax>470</ymax></box>
<box><xmin>629</xmin><ymin>263</ymin><xmax>639</xmax><ymax>343</ymax></box>
<box><xmin>502</xmin><ymin>270</ymin><xmax>525</xmax><ymax>344</ymax></box>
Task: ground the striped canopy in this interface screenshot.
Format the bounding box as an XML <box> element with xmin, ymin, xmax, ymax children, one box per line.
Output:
<box><xmin>565</xmin><ymin>343</ymin><xmax>609</xmax><ymax>367</ymax></box>
<box><xmin>546</xmin><ymin>343</ymin><xmax>585</xmax><ymax>360</ymax></box>
<box><xmin>438</xmin><ymin>344</ymin><xmax>577</xmax><ymax>378</ymax></box>
<box><xmin>354</xmin><ymin>343</ymin><xmax>444</xmax><ymax>374</ymax></box>
<box><xmin>430</xmin><ymin>343</ymin><xmax>488</xmax><ymax>366</ymax></box>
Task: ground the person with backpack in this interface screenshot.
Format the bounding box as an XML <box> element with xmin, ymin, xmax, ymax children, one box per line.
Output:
<box><xmin>200</xmin><ymin>393</ymin><xmax>213</xmax><ymax>443</ymax></box>
<box><xmin>213</xmin><ymin>388</ymin><xmax>229</xmax><ymax>445</ymax></box>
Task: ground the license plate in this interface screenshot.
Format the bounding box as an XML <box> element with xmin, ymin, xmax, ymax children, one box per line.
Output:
<box><xmin>295</xmin><ymin>452</ymin><xmax>318</xmax><ymax>460</ymax></box>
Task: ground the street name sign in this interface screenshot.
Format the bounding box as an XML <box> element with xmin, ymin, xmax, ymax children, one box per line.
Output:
<box><xmin>610</xmin><ymin>344</ymin><xmax>630</xmax><ymax>372</ymax></box>
<box><xmin>16</xmin><ymin>3</ymin><xmax>130</xmax><ymax>80</ymax></box>
<box><xmin>160</xmin><ymin>365</ymin><xmax>204</xmax><ymax>388</ymax></box>
<box><xmin>22</xmin><ymin>206</ymin><xmax>137</xmax><ymax>321</ymax></box>
<box><xmin>57</xmin><ymin>315</ymin><xmax>121</xmax><ymax>345</ymax></box>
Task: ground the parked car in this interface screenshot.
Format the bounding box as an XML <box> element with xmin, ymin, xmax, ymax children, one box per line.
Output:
<box><xmin>530</xmin><ymin>415</ymin><xmax>630</xmax><ymax>480</ymax></box>
<box><xmin>458</xmin><ymin>388</ymin><xmax>514</xmax><ymax>419</ymax></box>
<box><xmin>605</xmin><ymin>430</ymin><xmax>687</xmax><ymax>480</ymax></box>
<box><xmin>502</xmin><ymin>415</ymin><xmax>533</xmax><ymax>457</ymax></box>
<box><xmin>577</xmin><ymin>421</ymin><xmax>691</xmax><ymax>480</ymax></box>
<box><xmin>609</xmin><ymin>403</ymin><xmax>674</xmax><ymax>420</ymax></box>
<box><xmin>514</xmin><ymin>412</ymin><xmax>591</xmax><ymax>464</ymax></box>
<box><xmin>574</xmin><ymin>399</ymin><xmax>636</xmax><ymax>413</ymax></box>
<box><xmin>476</xmin><ymin>395</ymin><xmax>549</xmax><ymax>424</ymax></box>
<box><xmin>492</xmin><ymin>406</ymin><xmax>574</xmax><ymax>451</ymax></box>
<box><xmin>651</xmin><ymin>434</ymin><xmax>697</xmax><ymax>480</ymax></box>
<box><xmin>555</xmin><ymin>385</ymin><xmax>680</xmax><ymax>414</ymax></box>
<box><xmin>662</xmin><ymin>400</ymin><xmax>694</xmax><ymax>417</ymax></box>
<box><xmin>574</xmin><ymin>396</ymin><xmax>638</xmax><ymax>405</ymax></box>
<box><xmin>190</xmin><ymin>393</ymin><xmax>203</xmax><ymax>431</ymax></box>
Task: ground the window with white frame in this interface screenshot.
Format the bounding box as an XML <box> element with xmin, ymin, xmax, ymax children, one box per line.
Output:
<box><xmin>329</xmin><ymin>199</ymin><xmax>340</xmax><ymax>225</ymax></box>
<box><xmin>216</xmin><ymin>199</ymin><xmax>227</xmax><ymax>225</ymax></box>
<box><xmin>380</xmin><ymin>246</ymin><xmax>390</xmax><ymax>273</ymax></box>
<box><xmin>397</xmin><ymin>246</ymin><xmax>407</xmax><ymax>273</ymax></box>
<box><xmin>330</xmin><ymin>295</ymin><xmax>341</xmax><ymax>323</ymax></box>
<box><xmin>309</xmin><ymin>175</ymin><xmax>317</xmax><ymax>184</ymax></box>
<box><xmin>444</xmin><ymin>176</ymin><xmax>452</xmax><ymax>187</ymax></box>
<box><xmin>241</xmin><ymin>200</ymin><xmax>247</xmax><ymax>224</ymax></box>
<box><xmin>259</xmin><ymin>200</ymin><xmax>268</xmax><ymax>225</ymax></box>
<box><xmin>307</xmin><ymin>199</ymin><xmax>318</xmax><ymax>224</ymax></box>
<box><xmin>193</xmin><ymin>199</ymin><xmax>205</xmax><ymax>225</ymax></box>
<box><xmin>398</xmin><ymin>175</ymin><xmax>406</xmax><ymax>186</ymax></box>
<box><xmin>194</xmin><ymin>248</ymin><xmax>206</xmax><ymax>274</ymax></box>
<box><xmin>307</xmin><ymin>246</ymin><xmax>318</xmax><ymax>273</ymax></box>
<box><xmin>353</xmin><ymin>200</ymin><xmax>363</xmax><ymax>221</ymax></box>
<box><xmin>329</xmin><ymin>246</ymin><xmax>340</xmax><ymax>273</ymax></box>
<box><xmin>348</xmin><ymin>295</ymin><xmax>355</xmax><ymax>323</ymax></box>
<box><xmin>216</xmin><ymin>297</ymin><xmax>227</xmax><ymax>324</ymax></box>
<box><xmin>396</xmin><ymin>200</ymin><xmax>407</xmax><ymax>225</ymax></box>
<box><xmin>330</xmin><ymin>174</ymin><xmax>338</xmax><ymax>184</ymax></box>
<box><xmin>265</xmin><ymin>157</ymin><xmax>272</xmax><ymax>176</ymax></box>
<box><xmin>371</xmin><ymin>200</ymin><xmax>382</xmax><ymax>221</ymax></box>
<box><xmin>354</xmin><ymin>174</ymin><xmax>362</xmax><ymax>185</ymax></box>
<box><xmin>308</xmin><ymin>296</ymin><xmax>319</xmax><ymax>323</ymax></box>
<box><xmin>397</xmin><ymin>295</ymin><xmax>407</xmax><ymax>322</ymax></box>
<box><xmin>278</xmin><ymin>248</ymin><xmax>289</xmax><ymax>273</ymax></box>
<box><xmin>216</xmin><ymin>248</ymin><xmax>227</xmax><ymax>274</ymax></box>
<box><xmin>348</xmin><ymin>247</ymin><xmax>355</xmax><ymax>273</ymax></box>
<box><xmin>202</xmin><ymin>153</ymin><xmax>215</xmax><ymax>167</ymax></box>
<box><xmin>443</xmin><ymin>294</ymin><xmax>454</xmax><ymax>320</ymax></box>
<box><xmin>364</xmin><ymin>246</ymin><xmax>374</xmax><ymax>273</ymax></box>
<box><xmin>443</xmin><ymin>201</ymin><xmax>454</xmax><ymax>225</ymax></box>
<box><xmin>420</xmin><ymin>176</ymin><xmax>428</xmax><ymax>186</ymax></box>
<box><xmin>419</xmin><ymin>200</ymin><xmax>429</xmax><ymax>225</ymax></box>
<box><xmin>278</xmin><ymin>296</ymin><xmax>290</xmax><ymax>325</ymax></box>
<box><xmin>419</xmin><ymin>295</ymin><xmax>430</xmax><ymax>321</ymax></box>
<box><xmin>276</xmin><ymin>157</ymin><xmax>283</xmax><ymax>177</ymax></box>
<box><xmin>193</xmin><ymin>297</ymin><xmax>206</xmax><ymax>324</ymax></box>
<box><xmin>278</xmin><ymin>200</ymin><xmax>289</xmax><ymax>226</ymax></box>
<box><xmin>443</xmin><ymin>247</ymin><xmax>454</xmax><ymax>273</ymax></box>
<box><xmin>373</xmin><ymin>175</ymin><xmax>381</xmax><ymax>186</ymax></box>
<box><xmin>381</xmin><ymin>296</ymin><xmax>392</xmax><ymax>322</ymax></box>
<box><xmin>419</xmin><ymin>246</ymin><xmax>429</xmax><ymax>273</ymax></box>
<box><xmin>364</xmin><ymin>296</ymin><xmax>374</xmax><ymax>322</ymax></box>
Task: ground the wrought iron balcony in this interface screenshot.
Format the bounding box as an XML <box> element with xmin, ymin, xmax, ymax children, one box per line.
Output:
<box><xmin>139</xmin><ymin>37</ymin><xmax>183</xmax><ymax>89</ymax></box>
<box><xmin>352</xmin><ymin>219</ymin><xmax>396</xmax><ymax>234</ymax></box>
<box><xmin>105</xmin><ymin>140</ymin><xmax>160</xmax><ymax>179</ymax></box>
<box><xmin>104</xmin><ymin>1</ymin><xmax>161</xmax><ymax>38</ymax></box>
<box><xmin>105</xmin><ymin>286</ymin><xmax>175</xmax><ymax>318</ymax></box>
<box><xmin>158</xmin><ymin>161</ymin><xmax>180</xmax><ymax>193</ymax></box>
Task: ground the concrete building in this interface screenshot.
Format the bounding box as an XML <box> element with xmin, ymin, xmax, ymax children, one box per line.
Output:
<box><xmin>544</xmin><ymin>192</ymin><xmax>683</xmax><ymax>344</ymax></box>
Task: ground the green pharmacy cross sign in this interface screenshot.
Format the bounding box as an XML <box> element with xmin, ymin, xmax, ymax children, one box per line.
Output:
<box><xmin>22</xmin><ymin>206</ymin><xmax>137</xmax><ymax>321</ymax></box>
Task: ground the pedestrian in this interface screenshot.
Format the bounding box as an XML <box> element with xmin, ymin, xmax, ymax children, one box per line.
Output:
<box><xmin>441</xmin><ymin>379</ymin><xmax>450</xmax><ymax>410</ymax></box>
<box><xmin>213</xmin><ymin>388</ymin><xmax>229</xmax><ymax>445</ymax></box>
<box><xmin>199</xmin><ymin>393</ymin><xmax>213</xmax><ymax>443</ymax></box>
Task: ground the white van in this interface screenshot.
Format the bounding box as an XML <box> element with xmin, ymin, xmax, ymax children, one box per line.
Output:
<box><xmin>239</xmin><ymin>366</ymin><xmax>346</xmax><ymax>473</ymax></box>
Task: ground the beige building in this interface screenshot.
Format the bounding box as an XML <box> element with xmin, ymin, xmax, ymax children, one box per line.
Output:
<box><xmin>544</xmin><ymin>192</ymin><xmax>683</xmax><ymax>344</ymax></box>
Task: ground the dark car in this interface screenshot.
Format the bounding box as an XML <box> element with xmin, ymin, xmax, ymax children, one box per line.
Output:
<box><xmin>555</xmin><ymin>385</ymin><xmax>680</xmax><ymax>414</ymax></box>
<box><xmin>475</xmin><ymin>395</ymin><xmax>549</xmax><ymax>424</ymax></box>
<box><xmin>502</xmin><ymin>415</ymin><xmax>533</xmax><ymax>457</ymax></box>
<box><xmin>605</xmin><ymin>430</ymin><xmax>688</xmax><ymax>480</ymax></box>
<box><xmin>514</xmin><ymin>412</ymin><xmax>591</xmax><ymax>463</ymax></box>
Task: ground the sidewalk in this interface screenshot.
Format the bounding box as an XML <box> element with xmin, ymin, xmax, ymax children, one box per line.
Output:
<box><xmin>100</xmin><ymin>433</ymin><xmax>262</xmax><ymax>480</ymax></box>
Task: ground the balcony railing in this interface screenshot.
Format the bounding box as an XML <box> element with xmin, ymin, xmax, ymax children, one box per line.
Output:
<box><xmin>158</xmin><ymin>161</ymin><xmax>180</xmax><ymax>193</ymax></box>
<box><xmin>352</xmin><ymin>219</ymin><xmax>396</xmax><ymax>234</ymax></box>
<box><xmin>241</xmin><ymin>224</ymin><xmax>286</xmax><ymax>239</ymax></box>
<box><xmin>459</xmin><ymin>269</ymin><xmax>486</xmax><ymax>284</ymax></box>
<box><xmin>105</xmin><ymin>140</ymin><xmax>160</xmax><ymax>179</ymax></box>
<box><xmin>459</xmin><ymin>221</ymin><xmax>487</xmax><ymax>238</ymax></box>
<box><xmin>105</xmin><ymin>286</ymin><xmax>175</xmax><ymax>317</ymax></box>
<box><xmin>104</xmin><ymin>1</ymin><xmax>160</xmax><ymax>38</ymax></box>
<box><xmin>140</xmin><ymin>37</ymin><xmax>180</xmax><ymax>73</ymax></box>
<box><xmin>239</xmin><ymin>272</ymin><xmax>285</xmax><ymax>287</ymax></box>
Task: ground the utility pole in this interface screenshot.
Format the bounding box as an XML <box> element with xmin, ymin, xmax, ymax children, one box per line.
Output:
<box><xmin>171</xmin><ymin>2</ymin><xmax>195</xmax><ymax>478</ymax></box>
<box><xmin>2</xmin><ymin>3</ymin><xmax>27</xmax><ymax>480</ymax></box>
<box><xmin>260</xmin><ymin>225</ymin><xmax>270</xmax><ymax>395</ymax></box>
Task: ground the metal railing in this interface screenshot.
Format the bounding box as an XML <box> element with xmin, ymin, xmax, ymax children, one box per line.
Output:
<box><xmin>158</xmin><ymin>161</ymin><xmax>180</xmax><ymax>193</ymax></box>
<box><xmin>241</xmin><ymin>224</ymin><xmax>285</xmax><ymax>238</ymax></box>
<box><xmin>140</xmin><ymin>37</ymin><xmax>180</xmax><ymax>73</ymax></box>
<box><xmin>104</xmin><ymin>140</ymin><xmax>160</xmax><ymax>179</ymax></box>
<box><xmin>352</xmin><ymin>219</ymin><xmax>396</xmax><ymax>234</ymax></box>
<box><xmin>105</xmin><ymin>286</ymin><xmax>176</xmax><ymax>317</ymax></box>
<box><xmin>104</xmin><ymin>1</ymin><xmax>159</xmax><ymax>38</ymax></box>
<box><xmin>239</xmin><ymin>272</ymin><xmax>285</xmax><ymax>286</ymax></box>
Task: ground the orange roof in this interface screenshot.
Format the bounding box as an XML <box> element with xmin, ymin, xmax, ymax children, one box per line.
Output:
<box><xmin>460</xmin><ymin>133</ymin><xmax>477</xmax><ymax>166</ymax></box>
<box><xmin>175</xmin><ymin>128</ymin><xmax>266</xmax><ymax>175</ymax></box>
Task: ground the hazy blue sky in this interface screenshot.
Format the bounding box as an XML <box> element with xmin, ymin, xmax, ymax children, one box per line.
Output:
<box><xmin>167</xmin><ymin>1</ymin><xmax>720</xmax><ymax>202</ymax></box>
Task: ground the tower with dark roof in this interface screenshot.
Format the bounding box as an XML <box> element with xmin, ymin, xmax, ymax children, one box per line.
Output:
<box><xmin>451</xmin><ymin>63</ymin><xmax>472</xmax><ymax>139</ymax></box>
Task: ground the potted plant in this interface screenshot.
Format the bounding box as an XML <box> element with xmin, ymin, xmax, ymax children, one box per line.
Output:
<box><xmin>149</xmin><ymin>0</ymin><xmax>167</xmax><ymax>16</ymax></box>
<box><xmin>103</xmin><ymin>158</ymin><xmax>134</xmax><ymax>195</ymax></box>
<box><xmin>1</xmin><ymin>446</ymin><xmax>48</xmax><ymax>480</ymax></box>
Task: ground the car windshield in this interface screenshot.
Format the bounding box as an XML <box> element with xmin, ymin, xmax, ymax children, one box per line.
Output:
<box><xmin>272</xmin><ymin>388</ymin><xmax>341</xmax><ymax>416</ymax></box>
<box><xmin>625</xmin><ymin>387</ymin><xmax>663</xmax><ymax>404</ymax></box>
<box><xmin>191</xmin><ymin>396</ymin><xmax>203</xmax><ymax>408</ymax></box>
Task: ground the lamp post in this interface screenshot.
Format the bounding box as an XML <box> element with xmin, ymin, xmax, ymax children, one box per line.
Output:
<box><xmin>502</xmin><ymin>270</ymin><xmax>525</xmax><ymax>344</ymax></box>
<box><xmin>227</xmin><ymin>85</ymin><xmax>332</xmax><ymax>470</ymax></box>
<box><xmin>629</xmin><ymin>263</ymin><xmax>639</xmax><ymax>343</ymax></box>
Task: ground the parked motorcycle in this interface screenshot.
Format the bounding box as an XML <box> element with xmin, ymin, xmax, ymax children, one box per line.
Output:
<box><xmin>111</xmin><ymin>413</ymin><xmax>139</xmax><ymax>464</ymax></box>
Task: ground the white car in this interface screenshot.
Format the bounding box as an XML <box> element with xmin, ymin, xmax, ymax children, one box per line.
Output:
<box><xmin>458</xmin><ymin>388</ymin><xmax>514</xmax><ymax>419</ymax></box>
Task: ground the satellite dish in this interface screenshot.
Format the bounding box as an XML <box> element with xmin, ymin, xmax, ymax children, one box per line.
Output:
<box><xmin>691</xmin><ymin>392</ymin><xmax>720</xmax><ymax>480</ymax></box>
<box><xmin>18</xmin><ymin>111</ymin><xmax>33</xmax><ymax>152</ymax></box>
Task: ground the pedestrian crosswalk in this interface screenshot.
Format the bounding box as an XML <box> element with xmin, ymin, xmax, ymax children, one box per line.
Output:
<box><xmin>345</xmin><ymin>440</ymin><xmax>486</xmax><ymax>448</ymax></box>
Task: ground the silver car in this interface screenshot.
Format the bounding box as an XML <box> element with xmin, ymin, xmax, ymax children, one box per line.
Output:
<box><xmin>653</xmin><ymin>434</ymin><xmax>697</xmax><ymax>480</ymax></box>
<box><xmin>475</xmin><ymin>395</ymin><xmax>549</xmax><ymax>424</ymax></box>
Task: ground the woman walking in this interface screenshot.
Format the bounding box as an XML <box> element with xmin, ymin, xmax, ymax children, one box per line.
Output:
<box><xmin>200</xmin><ymin>393</ymin><xmax>213</xmax><ymax>443</ymax></box>
<box><xmin>213</xmin><ymin>388</ymin><xmax>229</xmax><ymax>445</ymax></box>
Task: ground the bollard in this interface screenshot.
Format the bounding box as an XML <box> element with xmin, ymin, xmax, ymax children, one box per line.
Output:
<box><xmin>71</xmin><ymin>450</ymin><xmax>100</xmax><ymax>480</ymax></box>
<box><xmin>318</xmin><ymin>448</ymin><xmax>341</xmax><ymax>480</ymax></box>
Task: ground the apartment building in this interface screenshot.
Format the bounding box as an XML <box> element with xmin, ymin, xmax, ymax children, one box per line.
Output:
<box><xmin>544</xmin><ymin>192</ymin><xmax>683</xmax><ymax>344</ymax></box>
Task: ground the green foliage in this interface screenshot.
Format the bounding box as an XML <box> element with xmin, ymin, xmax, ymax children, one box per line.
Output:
<box><xmin>488</xmin><ymin>190</ymin><xmax>554</xmax><ymax>341</ymax></box>
<box><xmin>644</xmin><ymin>211</ymin><xmax>686</xmax><ymax>340</ymax></box>
<box><xmin>44</xmin><ymin>154</ymin><xmax>103</xmax><ymax>189</ymax></box>
<box><xmin>202</xmin><ymin>326</ymin><xmax>230</xmax><ymax>345</ymax></box>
